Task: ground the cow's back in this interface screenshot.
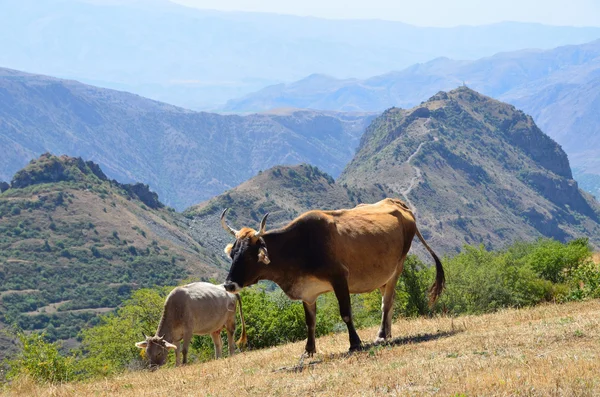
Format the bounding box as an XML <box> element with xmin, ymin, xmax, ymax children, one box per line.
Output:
<box><xmin>327</xmin><ymin>198</ymin><xmax>417</xmax><ymax>292</ymax></box>
<box><xmin>173</xmin><ymin>282</ymin><xmax>236</xmax><ymax>335</ymax></box>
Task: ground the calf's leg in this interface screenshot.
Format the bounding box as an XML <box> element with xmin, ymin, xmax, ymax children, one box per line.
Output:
<box><xmin>210</xmin><ymin>331</ymin><xmax>223</xmax><ymax>359</ymax></box>
<box><xmin>182</xmin><ymin>335</ymin><xmax>191</xmax><ymax>365</ymax></box>
<box><xmin>225</xmin><ymin>317</ymin><xmax>236</xmax><ymax>357</ymax></box>
<box><xmin>175</xmin><ymin>342</ymin><xmax>181</xmax><ymax>366</ymax></box>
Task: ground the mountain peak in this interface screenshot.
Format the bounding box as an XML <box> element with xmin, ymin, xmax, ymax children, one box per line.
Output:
<box><xmin>11</xmin><ymin>153</ymin><xmax>108</xmax><ymax>189</ymax></box>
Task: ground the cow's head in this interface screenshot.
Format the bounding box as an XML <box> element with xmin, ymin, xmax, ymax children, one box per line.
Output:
<box><xmin>135</xmin><ymin>335</ymin><xmax>177</xmax><ymax>368</ymax></box>
<box><xmin>221</xmin><ymin>209</ymin><xmax>270</xmax><ymax>293</ymax></box>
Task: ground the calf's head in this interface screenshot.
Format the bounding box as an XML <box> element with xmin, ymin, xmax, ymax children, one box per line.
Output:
<box><xmin>221</xmin><ymin>209</ymin><xmax>270</xmax><ymax>293</ymax></box>
<box><xmin>135</xmin><ymin>335</ymin><xmax>177</xmax><ymax>368</ymax></box>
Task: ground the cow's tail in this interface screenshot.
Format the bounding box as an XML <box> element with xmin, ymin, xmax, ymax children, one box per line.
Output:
<box><xmin>415</xmin><ymin>226</ymin><xmax>445</xmax><ymax>306</ymax></box>
<box><xmin>235</xmin><ymin>294</ymin><xmax>248</xmax><ymax>349</ymax></box>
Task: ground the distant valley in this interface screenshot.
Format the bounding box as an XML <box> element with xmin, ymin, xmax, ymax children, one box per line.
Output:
<box><xmin>0</xmin><ymin>67</ymin><xmax>375</xmax><ymax>210</ymax></box>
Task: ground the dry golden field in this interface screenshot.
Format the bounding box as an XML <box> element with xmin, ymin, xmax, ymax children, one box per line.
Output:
<box><xmin>4</xmin><ymin>300</ymin><xmax>600</xmax><ymax>397</ymax></box>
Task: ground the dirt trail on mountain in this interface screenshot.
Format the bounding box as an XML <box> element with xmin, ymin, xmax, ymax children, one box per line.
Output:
<box><xmin>400</xmin><ymin>137</ymin><xmax>438</xmax><ymax>214</ymax></box>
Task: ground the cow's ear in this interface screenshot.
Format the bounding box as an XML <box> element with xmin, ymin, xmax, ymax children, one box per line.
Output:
<box><xmin>258</xmin><ymin>247</ymin><xmax>270</xmax><ymax>265</ymax></box>
<box><xmin>224</xmin><ymin>243</ymin><xmax>233</xmax><ymax>256</ymax></box>
<box><xmin>164</xmin><ymin>341</ymin><xmax>178</xmax><ymax>350</ymax></box>
<box><xmin>135</xmin><ymin>341</ymin><xmax>148</xmax><ymax>349</ymax></box>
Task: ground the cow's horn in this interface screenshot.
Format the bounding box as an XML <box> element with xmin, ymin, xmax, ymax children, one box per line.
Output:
<box><xmin>220</xmin><ymin>208</ymin><xmax>238</xmax><ymax>237</ymax></box>
<box><xmin>255</xmin><ymin>213</ymin><xmax>269</xmax><ymax>237</ymax></box>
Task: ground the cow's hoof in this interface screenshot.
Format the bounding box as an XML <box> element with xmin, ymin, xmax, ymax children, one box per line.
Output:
<box><xmin>374</xmin><ymin>337</ymin><xmax>386</xmax><ymax>344</ymax></box>
<box><xmin>303</xmin><ymin>350</ymin><xmax>315</xmax><ymax>358</ymax></box>
<box><xmin>349</xmin><ymin>344</ymin><xmax>363</xmax><ymax>352</ymax></box>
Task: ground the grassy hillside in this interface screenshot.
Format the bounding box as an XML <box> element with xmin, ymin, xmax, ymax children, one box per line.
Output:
<box><xmin>0</xmin><ymin>154</ymin><xmax>223</xmax><ymax>359</ymax></box>
<box><xmin>0</xmin><ymin>67</ymin><xmax>374</xmax><ymax>209</ymax></box>
<box><xmin>8</xmin><ymin>299</ymin><xmax>600</xmax><ymax>396</ymax></box>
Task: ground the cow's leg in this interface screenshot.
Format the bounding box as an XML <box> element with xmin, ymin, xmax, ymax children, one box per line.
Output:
<box><xmin>376</xmin><ymin>258</ymin><xmax>405</xmax><ymax>343</ymax></box>
<box><xmin>303</xmin><ymin>301</ymin><xmax>317</xmax><ymax>356</ymax></box>
<box><xmin>332</xmin><ymin>277</ymin><xmax>362</xmax><ymax>351</ymax></box>
<box><xmin>210</xmin><ymin>331</ymin><xmax>223</xmax><ymax>359</ymax></box>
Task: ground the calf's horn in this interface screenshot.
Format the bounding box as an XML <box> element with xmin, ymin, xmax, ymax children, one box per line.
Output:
<box><xmin>220</xmin><ymin>208</ymin><xmax>239</xmax><ymax>237</ymax></box>
<box><xmin>255</xmin><ymin>213</ymin><xmax>269</xmax><ymax>237</ymax></box>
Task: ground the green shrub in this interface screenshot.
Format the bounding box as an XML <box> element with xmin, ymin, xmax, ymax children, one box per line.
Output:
<box><xmin>523</xmin><ymin>238</ymin><xmax>591</xmax><ymax>283</ymax></box>
<box><xmin>4</xmin><ymin>331</ymin><xmax>77</xmax><ymax>383</ymax></box>
<box><xmin>436</xmin><ymin>245</ymin><xmax>554</xmax><ymax>314</ymax></box>
<box><xmin>565</xmin><ymin>260</ymin><xmax>600</xmax><ymax>300</ymax></box>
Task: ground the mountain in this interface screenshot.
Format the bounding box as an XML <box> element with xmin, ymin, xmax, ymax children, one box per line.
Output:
<box><xmin>339</xmin><ymin>87</ymin><xmax>600</xmax><ymax>253</ymax></box>
<box><xmin>0</xmin><ymin>154</ymin><xmax>222</xmax><ymax>359</ymax></box>
<box><xmin>189</xmin><ymin>88</ymin><xmax>600</xmax><ymax>261</ymax></box>
<box><xmin>0</xmin><ymin>67</ymin><xmax>375</xmax><ymax>210</ymax></box>
<box><xmin>3</xmin><ymin>0</ymin><xmax>600</xmax><ymax>108</ymax></box>
<box><xmin>222</xmin><ymin>40</ymin><xmax>600</xmax><ymax>195</ymax></box>
<box><xmin>223</xmin><ymin>40</ymin><xmax>600</xmax><ymax>113</ymax></box>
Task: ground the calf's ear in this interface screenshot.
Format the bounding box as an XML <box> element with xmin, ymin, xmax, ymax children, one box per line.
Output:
<box><xmin>135</xmin><ymin>341</ymin><xmax>148</xmax><ymax>349</ymax></box>
<box><xmin>224</xmin><ymin>243</ymin><xmax>233</xmax><ymax>255</ymax></box>
<box><xmin>164</xmin><ymin>341</ymin><xmax>178</xmax><ymax>350</ymax></box>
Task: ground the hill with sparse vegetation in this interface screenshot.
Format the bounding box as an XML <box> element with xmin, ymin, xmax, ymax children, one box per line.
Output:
<box><xmin>340</xmin><ymin>87</ymin><xmax>600</xmax><ymax>254</ymax></box>
<box><xmin>0</xmin><ymin>154</ymin><xmax>223</xmax><ymax>361</ymax></box>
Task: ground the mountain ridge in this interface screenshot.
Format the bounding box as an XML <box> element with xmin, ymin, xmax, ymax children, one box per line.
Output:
<box><xmin>222</xmin><ymin>39</ymin><xmax>600</xmax><ymax>197</ymax></box>
<box><xmin>4</xmin><ymin>0</ymin><xmax>600</xmax><ymax>107</ymax></box>
<box><xmin>0</xmin><ymin>154</ymin><xmax>224</xmax><ymax>359</ymax></box>
<box><xmin>0</xmin><ymin>67</ymin><xmax>376</xmax><ymax>210</ymax></box>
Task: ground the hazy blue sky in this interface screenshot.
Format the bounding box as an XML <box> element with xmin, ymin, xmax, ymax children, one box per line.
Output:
<box><xmin>171</xmin><ymin>0</ymin><xmax>600</xmax><ymax>27</ymax></box>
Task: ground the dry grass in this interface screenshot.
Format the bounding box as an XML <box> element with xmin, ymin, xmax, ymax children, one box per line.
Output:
<box><xmin>5</xmin><ymin>299</ymin><xmax>600</xmax><ymax>396</ymax></box>
<box><xmin>593</xmin><ymin>252</ymin><xmax>600</xmax><ymax>265</ymax></box>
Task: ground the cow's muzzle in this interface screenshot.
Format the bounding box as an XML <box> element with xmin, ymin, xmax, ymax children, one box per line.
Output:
<box><xmin>224</xmin><ymin>281</ymin><xmax>241</xmax><ymax>293</ymax></box>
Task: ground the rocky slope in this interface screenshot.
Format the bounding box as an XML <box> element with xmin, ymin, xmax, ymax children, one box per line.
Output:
<box><xmin>190</xmin><ymin>88</ymin><xmax>600</xmax><ymax>261</ymax></box>
<box><xmin>340</xmin><ymin>87</ymin><xmax>600</xmax><ymax>253</ymax></box>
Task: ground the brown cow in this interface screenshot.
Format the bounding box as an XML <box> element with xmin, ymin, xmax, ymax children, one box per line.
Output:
<box><xmin>135</xmin><ymin>282</ymin><xmax>247</xmax><ymax>368</ymax></box>
<box><xmin>220</xmin><ymin>198</ymin><xmax>444</xmax><ymax>354</ymax></box>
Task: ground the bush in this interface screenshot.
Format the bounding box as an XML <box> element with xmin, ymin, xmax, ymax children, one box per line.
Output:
<box><xmin>523</xmin><ymin>238</ymin><xmax>591</xmax><ymax>283</ymax></box>
<box><xmin>437</xmin><ymin>244</ymin><xmax>555</xmax><ymax>314</ymax></box>
<box><xmin>4</xmin><ymin>331</ymin><xmax>77</xmax><ymax>383</ymax></box>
